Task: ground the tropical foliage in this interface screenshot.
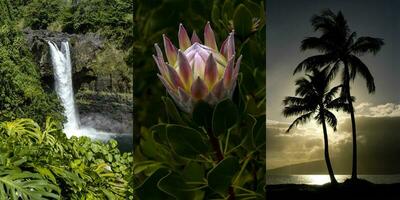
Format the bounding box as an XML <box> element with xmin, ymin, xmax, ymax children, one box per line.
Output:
<box><xmin>0</xmin><ymin>117</ymin><xmax>134</xmax><ymax>199</ymax></box>
<box><xmin>134</xmin><ymin>0</ymin><xmax>266</xmax><ymax>199</ymax></box>
<box><xmin>0</xmin><ymin>20</ymin><xmax>64</xmax><ymax>125</ymax></box>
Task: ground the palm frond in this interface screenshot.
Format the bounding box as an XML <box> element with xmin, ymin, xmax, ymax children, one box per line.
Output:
<box><xmin>294</xmin><ymin>54</ymin><xmax>336</xmax><ymax>74</ymax></box>
<box><xmin>348</xmin><ymin>55</ymin><xmax>375</xmax><ymax>93</ymax></box>
<box><xmin>324</xmin><ymin>110</ymin><xmax>338</xmax><ymax>131</ymax></box>
<box><xmin>351</xmin><ymin>36</ymin><xmax>384</xmax><ymax>55</ymax></box>
<box><xmin>300</xmin><ymin>37</ymin><xmax>334</xmax><ymax>52</ymax></box>
<box><xmin>323</xmin><ymin>84</ymin><xmax>342</xmax><ymax>104</ymax></box>
<box><xmin>283</xmin><ymin>104</ymin><xmax>314</xmax><ymax>118</ymax></box>
<box><xmin>282</xmin><ymin>96</ymin><xmax>307</xmax><ymax>106</ymax></box>
<box><xmin>286</xmin><ymin>112</ymin><xmax>314</xmax><ymax>133</ymax></box>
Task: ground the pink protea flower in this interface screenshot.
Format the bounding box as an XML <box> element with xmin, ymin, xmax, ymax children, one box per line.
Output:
<box><xmin>154</xmin><ymin>22</ymin><xmax>241</xmax><ymax>113</ymax></box>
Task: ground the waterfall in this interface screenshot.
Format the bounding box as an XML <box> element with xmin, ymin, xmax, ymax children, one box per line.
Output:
<box><xmin>48</xmin><ymin>40</ymin><xmax>133</xmax><ymax>150</ymax></box>
<box><xmin>47</xmin><ymin>41</ymin><xmax>112</xmax><ymax>140</ymax></box>
<box><xmin>48</xmin><ymin>41</ymin><xmax>80</xmax><ymax>138</ymax></box>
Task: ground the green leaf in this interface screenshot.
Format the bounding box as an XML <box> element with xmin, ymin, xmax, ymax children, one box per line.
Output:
<box><xmin>192</xmin><ymin>101</ymin><xmax>213</xmax><ymax>129</ymax></box>
<box><xmin>158</xmin><ymin>171</ymin><xmax>192</xmax><ymax>200</ymax></box>
<box><xmin>136</xmin><ymin>168</ymin><xmax>169</xmax><ymax>200</ymax></box>
<box><xmin>253</xmin><ymin>114</ymin><xmax>266</xmax><ymax>149</ymax></box>
<box><xmin>151</xmin><ymin>124</ymin><xmax>168</xmax><ymax>145</ymax></box>
<box><xmin>166</xmin><ymin>125</ymin><xmax>209</xmax><ymax>158</ymax></box>
<box><xmin>182</xmin><ymin>162</ymin><xmax>204</xmax><ymax>182</ymax></box>
<box><xmin>212</xmin><ymin>99</ymin><xmax>239</xmax><ymax>136</ymax></box>
<box><xmin>207</xmin><ymin>156</ymin><xmax>240</xmax><ymax>195</ymax></box>
<box><xmin>0</xmin><ymin>168</ymin><xmax>60</xmax><ymax>200</ymax></box>
<box><xmin>162</xmin><ymin>97</ymin><xmax>184</xmax><ymax>124</ymax></box>
<box><xmin>233</xmin><ymin>4</ymin><xmax>253</xmax><ymax>37</ymax></box>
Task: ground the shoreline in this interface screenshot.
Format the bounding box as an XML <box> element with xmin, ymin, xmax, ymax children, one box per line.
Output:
<box><xmin>266</xmin><ymin>179</ymin><xmax>400</xmax><ymax>200</ymax></box>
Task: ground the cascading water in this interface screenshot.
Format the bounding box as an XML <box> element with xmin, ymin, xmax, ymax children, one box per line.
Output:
<box><xmin>48</xmin><ymin>41</ymin><xmax>112</xmax><ymax>140</ymax></box>
<box><xmin>48</xmin><ymin>41</ymin><xmax>80</xmax><ymax>137</ymax></box>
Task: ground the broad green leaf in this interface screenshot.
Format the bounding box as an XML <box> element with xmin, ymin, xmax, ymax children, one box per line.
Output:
<box><xmin>212</xmin><ymin>99</ymin><xmax>239</xmax><ymax>136</ymax></box>
<box><xmin>136</xmin><ymin>168</ymin><xmax>169</xmax><ymax>200</ymax></box>
<box><xmin>182</xmin><ymin>162</ymin><xmax>204</xmax><ymax>183</ymax></box>
<box><xmin>151</xmin><ymin>123</ymin><xmax>168</xmax><ymax>145</ymax></box>
<box><xmin>207</xmin><ymin>156</ymin><xmax>240</xmax><ymax>195</ymax></box>
<box><xmin>166</xmin><ymin>125</ymin><xmax>209</xmax><ymax>158</ymax></box>
<box><xmin>233</xmin><ymin>4</ymin><xmax>253</xmax><ymax>37</ymax></box>
<box><xmin>158</xmin><ymin>171</ymin><xmax>192</xmax><ymax>200</ymax></box>
<box><xmin>192</xmin><ymin>101</ymin><xmax>213</xmax><ymax>129</ymax></box>
<box><xmin>162</xmin><ymin>96</ymin><xmax>184</xmax><ymax>124</ymax></box>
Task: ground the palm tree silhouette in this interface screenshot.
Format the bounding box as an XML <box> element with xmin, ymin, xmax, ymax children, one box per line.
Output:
<box><xmin>283</xmin><ymin>67</ymin><xmax>348</xmax><ymax>184</ymax></box>
<box><xmin>293</xmin><ymin>9</ymin><xmax>384</xmax><ymax>180</ymax></box>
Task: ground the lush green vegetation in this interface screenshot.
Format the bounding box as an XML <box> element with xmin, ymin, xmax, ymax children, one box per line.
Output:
<box><xmin>0</xmin><ymin>117</ymin><xmax>133</xmax><ymax>199</ymax></box>
<box><xmin>134</xmin><ymin>0</ymin><xmax>266</xmax><ymax>199</ymax></box>
<box><xmin>0</xmin><ymin>18</ymin><xmax>64</xmax><ymax>125</ymax></box>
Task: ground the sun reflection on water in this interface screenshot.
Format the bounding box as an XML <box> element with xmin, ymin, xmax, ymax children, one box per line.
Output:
<box><xmin>305</xmin><ymin>175</ymin><xmax>332</xmax><ymax>185</ymax></box>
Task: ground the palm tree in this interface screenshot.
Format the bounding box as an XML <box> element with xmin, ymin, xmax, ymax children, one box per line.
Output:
<box><xmin>293</xmin><ymin>9</ymin><xmax>384</xmax><ymax>180</ymax></box>
<box><xmin>283</xmin><ymin>67</ymin><xmax>347</xmax><ymax>184</ymax></box>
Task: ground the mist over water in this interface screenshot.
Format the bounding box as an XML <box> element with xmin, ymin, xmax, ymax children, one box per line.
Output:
<box><xmin>48</xmin><ymin>41</ymin><xmax>132</xmax><ymax>146</ymax></box>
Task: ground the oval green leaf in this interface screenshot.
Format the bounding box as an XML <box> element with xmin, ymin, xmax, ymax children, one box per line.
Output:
<box><xmin>212</xmin><ymin>99</ymin><xmax>239</xmax><ymax>136</ymax></box>
<box><xmin>166</xmin><ymin>125</ymin><xmax>209</xmax><ymax>158</ymax></box>
<box><xmin>207</xmin><ymin>156</ymin><xmax>240</xmax><ymax>195</ymax></box>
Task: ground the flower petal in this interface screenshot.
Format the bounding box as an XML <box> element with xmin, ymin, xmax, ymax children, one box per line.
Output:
<box><xmin>167</xmin><ymin>64</ymin><xmax>184</xmax><ymax>89</ymax></box>
<box><xmin>233</xmin><ymin>55</ymin><xmax>242</xmax><ymax>81</ymax></box>
<box><xmin>177</xmin><ymin>50</ymin><xmax>192</xmax><ymax>89</ymax></box>
<box><xmin>211</xmin><ymin>80</ymin><xmax>225</xmax><ymax>99</ymax></box>
<box><xmin>192</xmin><ymin>53</ymin><xmax>206</xmax><ymax>79</ymax></box>
<box><xmin>191</xmin><ymin>77</ymin><xmax>208</xmax><ymax>100</ymax></box>
<box><xmin>157</xmin><ymin>74</ymin><xmax>174</xmax><ymax>92</ymax></box>
<box><xmin>178</xmin><ymin>23</ymin><xmax>191</xmax><ymax>50</ymax></box>
<box><xmin>204</xmin><ymin>54</ymin><xmax>218</xmax><ymax>88</ymax></box>
<box><xmin>163</xmin><ymin>34</ymin><xmax>178</xmax><ymax>65</ymax></box>
<box><xmin>191</xmin><ymin>31</ymin><xmax>202</xmax><ymax>44</ymax></box>
<box><xmin>223</xmin><ymin>54</ymin><xmax>235</xmax><ymax>88</ymax></box>
<box><xmin>204</xmin><ymin>22</ymin><xmax>218</xmax><ymax>50</ymax></box>
<box><xmin>153</xmin><ymin>55</ymin><xmax>167</xmax><ymax>76</ymax></box>
<box><xmin>220</xmin><ymin>32</ymin><xmax>235</xmax><ymax>59</ymax></box>
<box><xmin>154</xmin><ymin>43</ymin><xmax>164</xmax><ymax>61</ymax></box>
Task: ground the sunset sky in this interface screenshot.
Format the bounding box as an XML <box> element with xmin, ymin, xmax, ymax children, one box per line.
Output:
<box><xmin>266</xmin><ymin>0</ymin><xmax>400</xmax><ymax>171</ymax></box>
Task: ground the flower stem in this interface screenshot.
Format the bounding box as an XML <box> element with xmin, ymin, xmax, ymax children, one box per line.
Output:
<box><xmin>206</xmin><ymin>128</ymin><xmax>236</xmax><ymax>200</ymax></box>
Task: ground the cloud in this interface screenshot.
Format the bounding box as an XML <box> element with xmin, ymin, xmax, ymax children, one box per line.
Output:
<box><xmin>354</xmin><ymin>102</ymin><xmax>400</xmax><ymax>117</ymax></box>
<box><xmin>267</xmin><ymin>102</ymin><xmax>400</xmax><ymax>171</ymax></box>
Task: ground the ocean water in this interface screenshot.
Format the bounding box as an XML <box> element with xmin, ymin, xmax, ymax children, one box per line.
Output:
<box><xmin>267</xmin><ymin>174</ymin><xmax>400</xmax><ymax>185</ymax></box>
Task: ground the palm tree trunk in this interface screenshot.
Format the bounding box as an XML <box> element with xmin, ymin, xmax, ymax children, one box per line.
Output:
<box><xmin>321</xmin><ymin>110</ymin><xmax>338</xmax><ymax>184</ymax></box>
<box><xmin>344</xmin><ymin>62</ymin><xmax>358</xmax><ymax>180</ymax></box>
<box><xmin>349</xmin><ymin>100</ymin><xmax>357</xmax><ymax>179</ymax></box>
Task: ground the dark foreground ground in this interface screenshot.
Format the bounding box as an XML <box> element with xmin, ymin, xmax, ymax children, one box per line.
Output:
<box><xmin>267</xmin><ymin>179</ymin><xmax>400</xmax><ymax>200</ymax></box>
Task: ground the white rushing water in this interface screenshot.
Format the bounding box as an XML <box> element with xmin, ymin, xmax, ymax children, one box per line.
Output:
<box><xmin>48</xmin><ymin>41</ymin><xmax>118</xmax><ymax>141</ymax></box>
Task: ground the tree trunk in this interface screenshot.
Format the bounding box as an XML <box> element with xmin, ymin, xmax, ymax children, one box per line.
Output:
<box><xmin>344</xmin><ymin>62</ymin><xmax>358</xmax><ymax>180</ymax></box>
<box><xmin>321</xmin><ymin>109</ymin><xmax>338</xmax><ymax>184</ymax></box>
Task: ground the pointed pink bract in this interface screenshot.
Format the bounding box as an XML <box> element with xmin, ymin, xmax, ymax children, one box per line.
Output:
<box><xmin>191</xmin><ymin>77</ymin><xmax>208</xmax><ymax>100</ymax></box>
<box><xmin>204</xmin><ymin>22</ymin><xmax>218</xmax><ymax>50</ymax></box>
<box><xmin>178</xmin><ymin>24</ymin><xmax>191</xmax><ymax>50</ymax></box>
<box><xmin>204</xmin><ymin>54</ymin><xmax>218</xmax><ymax>88</ymax></box>
<box><xmin>191</xmin><ymin>31</ymin><xmax>202</xmax><ymax>44</ymax></box>
<box><xmin>163</xmin><ymin>34</ymin><xmax>178</xmax><ymax>65</ymax></box>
